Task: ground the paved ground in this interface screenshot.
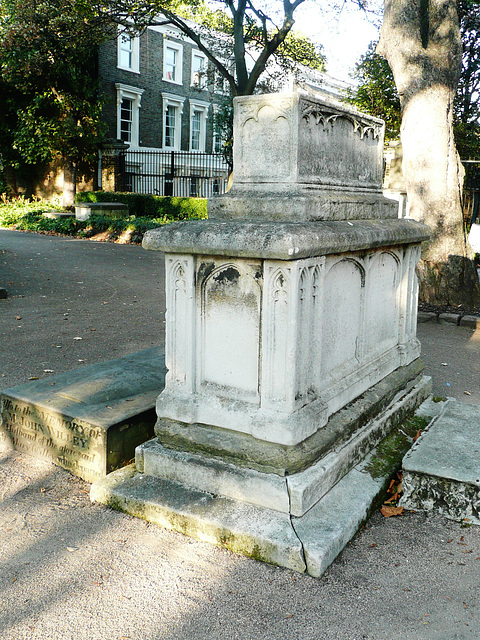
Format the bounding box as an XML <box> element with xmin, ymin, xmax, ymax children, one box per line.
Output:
<box><xmin>2</xmin><ymin>228</ymin><xmax>480</xmax><ymax>640</ymax></box>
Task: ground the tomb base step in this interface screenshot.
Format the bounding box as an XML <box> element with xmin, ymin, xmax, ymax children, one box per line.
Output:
<box><xmin>91</xmin><ymin>388</ymin><xmax>437</xmax><ymax>577</ymax></box>
<box><xmin>401</xmin><ymin>400</ymin><xmax>480</xmax><ymax>525</ymax></box>
<box><xmin>138</xmin><ymin>374</ymin><xmax>432</xmax><ymax>517</ymax></box>
<box><xmin>0</xmin><ymin>348</ymin><xmax>166</xmax><ymax>482</ymax></box>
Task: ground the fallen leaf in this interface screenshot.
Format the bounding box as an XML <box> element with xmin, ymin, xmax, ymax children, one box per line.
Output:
<box><xmin>66</xmin><ymin>546</ymin><xmax>79</xmax><ymax>552</ymax></box>
<box><xmin>384</xmin><ymin>493</ymin><xmax>401</xmax><ymax>504</ymax></box>
<box><xmin>387</xmin><ymin>479</ymin><xmax>397</xmax><ymax>493</ymax></box>
<box><xmin>15</xmin><ymin>315</ymin><xmax>21</xmax><ymax>320</ymax></box>
<box><xmin>464</xmin><ymin>391</ymin><xmax>471</xmax><ymax>396</ymax></box>
<box><xmin>414</xmin><ymin>430</ymin><xmax>422</xmax><ymax>441</ymax></box>
<box><xmin>28</xmin><ymin>376</ymin><xmax>39</xmax><ymax>380</ymax></box>
<box><xmin>381</xmin><ymin>505</ymin><xmax>404</xmax><ymax>518</ymax></box>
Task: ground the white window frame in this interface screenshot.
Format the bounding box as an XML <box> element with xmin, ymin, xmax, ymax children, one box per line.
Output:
<box><xmin>162</xmin><ymin>92</ymin><xmax>185</xmax><ymax>150</ymax></box>
<box><xmin>189</xmin><ymin>99</ymin><xmax>209</xmax><ymax>152</ymax></box>
<box><xmin>117</xmin><ymin>31</ymin><xmax>140</xmax><ymax>73</ymax></box>
<box><xmin>163</xmin><ymin>39</ymin><xmax>183</xmax><ymax>85</ymax></box>
<box><xmin>115</xmin><ymin>83</ymin><xmax>144</xmax><ymax>147</ymax></box>
<box><xmin>191</xmin><ymin>50</ymin><xmax>208</xmax><ymax>89</ymax></box>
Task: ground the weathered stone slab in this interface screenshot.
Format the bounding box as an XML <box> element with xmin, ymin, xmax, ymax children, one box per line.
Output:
<box><xmin>138</xmin><ymin>373</ymin><xmax>431</xmax><ymax>517</ymax></box>
<box><xmin>75</xmin><ymin>202</ymin><xmax>129</xmax><ymax>221</ymax></box>
<box><xmin>401</xmin><ymin>400</ymin><xmax>480</xmax><ymax>524</ymax></box>
<box><xmin>459</xmin><ymin>315</ymin><xmax>480</xmax><ymax>329</ymax></box>
<box><xmin>90</xmin><ymin>464</ymin><xmax>307</xmax><ymax>573</ymax></box>
<box><xmin>42</xmin><ymin>211</ymin><xmax>75</xmax><ymax>219</ymax></box>
<box><xmin>142</xmin><ymin>219</ymin><xmax>430</xmax><ymax>261</ymax></box>
<box><xmin>92</xmin><ymin>394</ymin><xmax>437</xmax><ymax>577</ymax></box>
<box><xmin>0</xmin><ymin>348</ymin><xmax>166</xmax><ymax>482</ymax></box>
<box><xmin>152</xmin><ymin>359</ymin><xmax>426</xmax><ymax>476</ymax></box>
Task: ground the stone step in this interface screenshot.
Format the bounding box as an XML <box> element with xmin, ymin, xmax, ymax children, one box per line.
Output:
<box><xmin>137</xmin><ymin>373</ymin><xmax>432</xmax><ymax>517</ymax></box>
<box><xmin>91</xmin><ymin>384</ymin><xmax>437</xmax><ymax>577</ymax></box>
<box><xmin>401</xmin><ymin>400</ymin><xmax>480</xmax><ymax>524</ymax></box>
<box><xmin>0</xmin><ymin>348</ymin><xmax>166</xmax><ymax>482</ymax></box>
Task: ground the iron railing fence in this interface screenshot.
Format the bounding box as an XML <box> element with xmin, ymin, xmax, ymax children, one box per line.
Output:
<box><xmin>114</xmin><ymin>149</ymin><xmax>230</xmax><ymax>198</ymax></box>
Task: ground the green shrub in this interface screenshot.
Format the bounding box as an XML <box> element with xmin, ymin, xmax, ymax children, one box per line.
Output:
<box><xmin>75</xmin><ymin>191</ymin><xmax>207</xmax><ymax>221</ymax></box>
<box><xmin>1</xmin><ymin>192</ymin><xmax>208</xmax><ymax>243</ymax></box>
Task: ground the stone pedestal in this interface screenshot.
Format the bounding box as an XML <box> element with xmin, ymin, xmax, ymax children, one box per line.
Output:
<box><xmin>92</xmin><ymin>92</ymin><xmax>431</xmax><ymax>575</ymax></box>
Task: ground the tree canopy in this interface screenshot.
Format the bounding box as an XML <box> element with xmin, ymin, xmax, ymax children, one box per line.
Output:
<box><xmin>348</xmin><ymin>41</ymin><xmax>401</xmax><ymax>143</ymax></box>
<box><xmin>350</xmin><ymin>1</ymin><xmax>480</xmax><ymax>159</ymax></box>
<box><xmin>0</xmin><ymin>0</ymin><xmax>112</xmax><ymax>203</ymax></box>
<box><xmin>92</xmin><ymin>0</ymin><xmax>325</xmax><ymax>96</ymax></box>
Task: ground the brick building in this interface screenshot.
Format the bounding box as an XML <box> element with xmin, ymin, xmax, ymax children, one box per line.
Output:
<box><xmin>98</xmin><ymin>22</ymin><xmax>225</xmax><ymax>154</ymax></box>
<box><xmin>97</xmin><ymin>20</ymin><xmax>234</xmax><ymax>196</ymax></box>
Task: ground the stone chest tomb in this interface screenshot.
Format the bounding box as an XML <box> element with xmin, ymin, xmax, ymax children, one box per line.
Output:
<box><xmin>92</xmin><ymin>92</ymin><xmax>431</xmax><ymax>576</ymax></box>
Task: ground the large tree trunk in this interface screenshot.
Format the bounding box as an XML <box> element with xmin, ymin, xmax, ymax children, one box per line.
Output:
<box><xmin>62</xmin><ymin>159</ymin><xmax>77</xmax><ymax>208</ymax></box>
<box><xmin>378</xmin><ymin>0</ymin><xmax>480</xmax><ymax>308</ymax></box>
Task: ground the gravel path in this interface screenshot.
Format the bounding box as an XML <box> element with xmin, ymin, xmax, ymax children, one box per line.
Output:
<box><xmin>2</xmin><ymin>229</ymin><xmax>480</xmax><ymax>640</ymax></box>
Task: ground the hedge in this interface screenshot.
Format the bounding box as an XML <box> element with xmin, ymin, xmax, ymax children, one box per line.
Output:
<box><xmin>75</xmin><ymin>191</ymin><xmax>207</xmax><ymax>221</ymax></box>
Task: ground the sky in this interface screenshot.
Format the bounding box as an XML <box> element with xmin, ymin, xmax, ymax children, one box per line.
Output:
<box><xmin>293</xmin><ymin>0</ymin><xmax>383</xmax><ymax>83</ymax></box>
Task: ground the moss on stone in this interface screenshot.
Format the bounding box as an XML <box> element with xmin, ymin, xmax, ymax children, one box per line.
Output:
<box><xmin>365</xmin><ymin>415</ymin><xmax>430</xmax><ymax>478</ymax></box>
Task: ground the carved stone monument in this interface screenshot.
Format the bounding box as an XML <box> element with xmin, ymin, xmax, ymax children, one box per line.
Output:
<box><xmin>91</xmin><ymin>92</ymin><xmax>431</xmax><ymax>576</ymax></box>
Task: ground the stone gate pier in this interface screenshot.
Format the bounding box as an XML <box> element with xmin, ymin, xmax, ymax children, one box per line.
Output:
<box><xmin>91</xmin><ymin>93</ymin><xmax>431</xmax><ymax>576</ymax></box>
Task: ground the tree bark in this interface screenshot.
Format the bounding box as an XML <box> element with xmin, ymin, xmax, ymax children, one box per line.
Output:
<box><xmin>378</xmin><ymin>0</ymin><xmax>480</xmax><ymax>307</ymax></box>
<box><xmin>62</xmin><ymin>159</ymin><xmax>77</xmax><ymax>208</ymax></box>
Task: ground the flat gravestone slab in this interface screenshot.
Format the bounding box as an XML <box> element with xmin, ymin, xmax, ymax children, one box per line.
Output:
<box><xmin>75</xmin><ymin>202</ymin><xmax>129</xmax><ymax>221</ymax></box>
<box><xmin>0</xmin><ymin>348</ymin><xmax>166</xmax><ymax>482</ymax></box>
<box><xmin>401</xmin><ymin>400</ymin><xmax>480</xmax><ymax>523</ymax></box>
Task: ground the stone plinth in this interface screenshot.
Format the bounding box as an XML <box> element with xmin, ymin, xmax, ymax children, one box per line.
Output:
<box><xmin>143</xmin><ymin>219</ymin><xmax>429</xmax><ymax>450</ymax></box>
<box><xmin>0</xmin><ymin>348</ymin><xmax>166</xmax><ymax>482</ymax></box>
<box><xmin>208</xmin><ymin>93</ymin><xmax>396</xmax><ymax>221</ymax></box>
<box><xmin>92</xmin><ymin>92</ymin><xmax>431</xmax><ymax>575</ymax></box>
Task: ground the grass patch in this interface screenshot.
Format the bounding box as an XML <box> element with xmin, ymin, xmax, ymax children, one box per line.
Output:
<box><xmin>0</xmin><ymin>193</ymin><xmax>207</xmax><ymax>244</ymax></box>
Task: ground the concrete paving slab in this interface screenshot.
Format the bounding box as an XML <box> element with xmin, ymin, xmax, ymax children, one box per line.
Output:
<box><xmin>402</xmin><ymin>400</ymin><xmax>480</xmax><ymax>523</ymax></box>
<box><xmin>0</xmin><ymin>347</ymin><xmax>166</xmax><ymax>482</ymax></box>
